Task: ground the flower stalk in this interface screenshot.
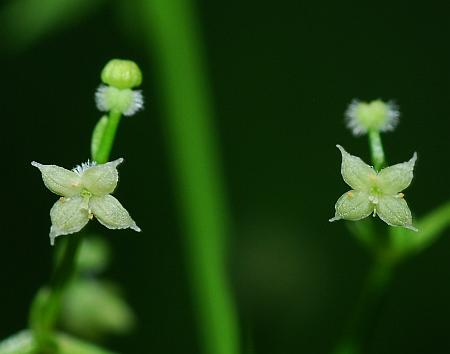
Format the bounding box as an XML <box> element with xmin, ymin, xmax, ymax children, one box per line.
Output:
<box><xmin>331</xmin><ymin>100</ymin><xmax>450</xmax><ymax>354</ymax></box>
<box><xmin>93</xmin><ymin>110</ymin><xmax>122</xmax><ymax>164</ymax></box>
<box><xmin>332</xmin><ymin>99</ymin><xmax>413</xmax><ymax>354</ymax></box>
<box><xmin>30</xmin><ymin>107</ymin><xmax>124</xmax><ymax>345</ymax></box>
<box><xmin>29</xmin><ymin>59</ymin><xmax>142</xmax><ymax>349</ymax></box>
<box><xmin>332</xmin><ymin>133</ymin><xmax>398</xmax><ymax>354</ymax></box>
<box><xmin>368</xmin><ymin>129</ymin><xmax>385</xmax><ymax>171</ymax></box>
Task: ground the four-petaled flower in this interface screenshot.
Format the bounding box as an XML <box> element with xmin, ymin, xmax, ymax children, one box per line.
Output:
<box><xmin>32</xmin><ymin>159</ymin><xmax>141</xmax><ymax>245</ymax></box>
<box><xmin>329</xmin><ymin>145</ymin><xmax>418</xmax><ymax>231</ymax></box>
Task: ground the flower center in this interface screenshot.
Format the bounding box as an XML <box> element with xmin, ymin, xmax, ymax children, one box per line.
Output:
<box><xmin>80</xmin><ymin>189</ymin><xmax>92</xmax><ymax>199</ymax></box>
<box><xmin>368</xmin><ymin>195</ymin><xmax>379</xmax><ymax>205</ymax></box>
<box><xmin>371</xmin><ymin>185</ymin><xmax>380</xmax><ymax>194</ymax></box>
<box><xmin>369</xmin><ymin>183</ymin><xmax>382</xmax><ymax>205</ymax></box>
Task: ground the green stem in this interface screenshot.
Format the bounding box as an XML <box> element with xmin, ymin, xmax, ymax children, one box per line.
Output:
<box><xmin>29</xmin><ymin>109</ymin><xmax>122</xmax><ymax>345</ymax></box>
<box><xmin>332</xmin><ymin>257</ymin><xmax>395</xmax><ymax>354</ymax></box>
<box><xmin>140</xmin><ymin>1</ymin><xmax>241</xmax><ymax>354</ymax></box>
<box><xmin>32</xmin><ymin>236</ymin><xmax>84</xmax><ymax>335</ymax></box>
<box><xmin>93</xmin><ymin>110</ymin><xmax>122</xmax><ymax>163</ymax></box>
<box><xmin>368</xmin><ymin>129</ymin><xmax>385</xmax><ymax>171</ymax></box>
<box><xmin>334</xmin><ymin>130</ymin><xmax>393</xmax><ymax>354</ymax></box>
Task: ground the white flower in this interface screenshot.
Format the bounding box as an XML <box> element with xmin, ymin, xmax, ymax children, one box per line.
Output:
<box><xmin>32</xmin><ymin>158</ymin><xmax>141</xmax><ymax>245</ymax></box>
<box><xmin>345</xmin><ymin>99</ymin><xmax>399</xmax><ymax>136</ymax></box>
<box><xmin>330</xmin><ymin>145</ymin><xmax>418</xmax><ymax>231</ymax></box>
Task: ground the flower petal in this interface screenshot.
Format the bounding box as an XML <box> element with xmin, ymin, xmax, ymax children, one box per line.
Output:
<box><xmin>376</xmin><ymin>195</ymin><xmax>417</xmax><ymax>231</ymax></box>
<box><xmin>330</xmin><ymin>190</ymin><xmax>374</xmax><ymax>222</ymax></box>
<box><xmin>50</xmin><ymin>196</ymin><xmax>90</xmax><ymax>245</ymax></box>
<box><xmin>89</xmin><ymin>195</ymin><xmax>140</xmax><ymax>232</ymax></box>
<box><xmin>81</xmin><ymin>158</ymin><xmax>123</xmax><ymax>196</ymax></box>
<box><xmin>32</xmin><ymin>162</ymin><xmax>82</xmax><ymax>197</ymax></box>
<box><xmin>377</xmin><ymin>153</ymin><xmax>417</xmax><ymax>194</ymax></box>
<box><xmin>337</xmin><ymin>145</ymin><xmax>376</xmax><ymax>190</ymax></box>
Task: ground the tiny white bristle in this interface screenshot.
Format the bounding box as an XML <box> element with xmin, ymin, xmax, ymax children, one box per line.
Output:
<box><xmin>123</xmin><ymin>90</ymin><xmax>144</xmax><ymax>116</ymax></box>
<box><xmin>95</xmin><ymin>85</ymin><xmax>109</xmax><ymax>112</ymax></box>
<box><xmin>379</xmin><ymin>101</ymin><xmax>399</xmax><ymax>133</ymax></box>
<box><xmin>72</xmin><ymin>160</ymin><xmax>97</xmax><ymax>174</ymax></box>
<box><xmin>345</xmin><ymin>99</ymin><xmax>366</xmax><ymax>136</ymax></box>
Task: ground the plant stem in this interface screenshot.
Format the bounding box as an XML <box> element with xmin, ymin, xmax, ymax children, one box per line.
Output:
<box><xmin>140</xmin><ymin>1</ymin><xmax>241</xmax><ymax>354</ymax></box>
<box><xmin>334</xmin><ymin>130</ymin><xmax>393</xmax><ymax>354</ymax></box>
<box><xmin>93</xmin><ymin>110</ymin><xmax>122</xmax><ymax>163</ymax></box>
<box><xmin>368</xmin><ymin>129</ymin><xmax>385</xmax><ymax>171</ymax></box>
<box><xmin>30</xmin><ymin>109</ymin><xmax>122</xmax><ymax>344</ymax></box>
<box><xmin>31</xmin><ymin>236</ymin><xmax>84</xmax><ymax>337</ymax></box>
<box><xmin>332</xmin><ymin>257</ymin><xmax>395</xmax><ymax>354</ymax></box>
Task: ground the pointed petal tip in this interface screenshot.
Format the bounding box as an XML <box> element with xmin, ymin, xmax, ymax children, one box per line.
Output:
<box><xmin>49</xmin><ymin>228</ymin><xmax>57</xmax><ymax>246</ymax></box>
<box><xmin>31</xmin><ymin>161</ymin><xmax>41</xmax><ymax>168</ymax></box>
<box><xmin>336</xmin><ymin>144</ymin><xmax>348</xmax><ymax>156</ymax></box>
<box><xmin>405</xmin><ymin>224</ymin><xmax>418</xmax><ymax>232</ymax></box>
<box><xmin>329</xmin><ymin>216</ymin><xmax>341</xmax><ymax>223</ymax></box>
<box><xmin>112</xmin><ymin>157</ymin><xmax>124</xmax><ymax>166</ymax></box>
<box><xmin>131</xmin><ymin>223</ymin><xmax>141</xmax><ymax>232</ymax></box>
<box><xmin>49</xmin><ymin>225</ymin><xmax>63</xmax><ymax>246</ymax></box>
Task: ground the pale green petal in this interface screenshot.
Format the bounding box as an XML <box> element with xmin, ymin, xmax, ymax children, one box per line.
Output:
<box><xmin>89</xmin><ymin>195</ymin><xmax>140</xmax><ymax>232</ymax></box>
<box><xmin>330</xmin><ymin>190</ymin><xmax>374</xmax><ymax>222</ymax></box>
<box><xmin>376</xmin><ymin>195</ymin><xmax>417</xmax><ymax>231</ymax></box>
<box><xmin>81</xmin><ymin>158</ymin><xmax>123</xmax><ymax>196</ymax></box>
<box><xmin>377</xmin><ymin>153</ymin><xmax>417</xmax><ymax>194</ymax></box>
<box><xmin>32</xmin><ymin>162</ymin><xmax>82</xmax><ymax>197</ymax></box>
<box><xmin>337</xmin><ymin>145</ymin><xmax>376</xmax><ymax>190</ymax></box>
<box><xmin>50</xmin><ymin>196</ymin><xmax>90</xmax><ymax>245</ymax></box>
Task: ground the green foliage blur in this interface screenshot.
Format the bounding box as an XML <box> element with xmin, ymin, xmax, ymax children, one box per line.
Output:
<box><xmin>1</xmin><ymin>0</ymin><xmax>450</xmax><ymax>353</ymax></box>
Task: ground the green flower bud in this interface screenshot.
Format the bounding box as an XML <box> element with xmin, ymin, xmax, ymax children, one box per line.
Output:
<box><xmin>101</xmin><ymin>59</ymin><xmax>142</xmax><ymax>89</ymax></box>
<box><xmin>345</xmin><ymin>99</ymin><xmax>399</xmax><ymax>136</ymax></box>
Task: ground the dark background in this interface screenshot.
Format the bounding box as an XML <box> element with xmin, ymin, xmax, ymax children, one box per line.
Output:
<box><xmin>1</xmin><ymin>0</ymin><xmax>450</xmax><ymax>353</ymax></box>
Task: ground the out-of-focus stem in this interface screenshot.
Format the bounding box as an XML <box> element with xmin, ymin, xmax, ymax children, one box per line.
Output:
<box><xmin>140</xmin><ymin>1</ymin><xmax>241</xmax><ymax>354</ymax></box>
<box><xmin>332</xmin><ymin>257</ymin><xmax>395</xmax><ymax>354</ymax></box>
<box><xmin>0</xmin><ymin>330</ymin><xmax>118</xmax><ymax>354</ymax></box>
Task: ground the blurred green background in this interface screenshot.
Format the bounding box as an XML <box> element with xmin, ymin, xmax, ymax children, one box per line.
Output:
<box><xmin>1</xmin><ymin>0</ymin><xmax>450</xmax><ymax>353</ymax></box>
